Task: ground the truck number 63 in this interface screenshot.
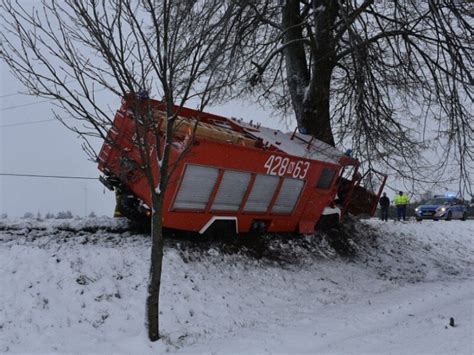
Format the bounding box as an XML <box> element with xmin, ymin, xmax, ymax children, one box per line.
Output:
<box><xmin>264</xmin><ymin>155</ymin><xmax>310</xmax><ymax>179</ymax></box>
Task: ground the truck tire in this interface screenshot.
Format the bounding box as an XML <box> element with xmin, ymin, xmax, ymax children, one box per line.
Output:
<box><xmin>461</xmin><ymin>212</ymin><xmax>467</xmax><ymax>221</ymax></box>
<box><xmin>445</xmin><ymin>211</ymin><xmax>452</xmax><ymax>221</ymax></box>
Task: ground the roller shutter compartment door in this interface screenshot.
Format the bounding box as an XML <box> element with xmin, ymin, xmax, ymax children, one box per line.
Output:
<box><xmin>173</xmin><ymin>165</ymin><xmax>219</xmax><ymax>210</ymax></box>
<box><xmin>212</xmin><ymin>170</ymin><xmax>251</xmax><ymax>211</ymax></box>
<box><xmin>243</xmin><ymin>174</ymin><xmax>279</xmax><ymax>212</ymax></box>
<box><xmin>272</xmin><ymin>178</ymin><xmax>305</xmax><ymax>214</ymax></box>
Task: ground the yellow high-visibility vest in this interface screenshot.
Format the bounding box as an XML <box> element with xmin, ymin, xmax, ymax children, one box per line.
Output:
<box><xmin>394</xmin><ymin>194</ymin><xmax>410</xmax><ymax>205</ymax></box>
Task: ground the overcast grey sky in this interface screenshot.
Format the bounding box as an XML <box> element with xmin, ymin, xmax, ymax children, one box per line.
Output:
<box><xmin>0</xmin><ymin>65</ymin><xmax>109</xmax><ymax>217</ymax></box>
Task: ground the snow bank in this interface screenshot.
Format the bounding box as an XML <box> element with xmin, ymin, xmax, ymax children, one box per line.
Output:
<box><xmin>0</xmin><ymin>216</ymin><xmax>129</xmax><ymax>233</ymax></box>
<box><xmin>0</xmin><ymin>218</ymin><xmax>473</xmax><ymax>353</ymax></box>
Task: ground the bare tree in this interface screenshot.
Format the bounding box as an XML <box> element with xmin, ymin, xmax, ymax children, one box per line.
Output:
<box><xmin>238</xmin><ymin>1</ymin><xmax>473</xmax><ymax>196</ymax></box>
<box><xmin>0</xmin><ymin>0</ymin><xmax>246</xmax><ymax>341</ymax></box>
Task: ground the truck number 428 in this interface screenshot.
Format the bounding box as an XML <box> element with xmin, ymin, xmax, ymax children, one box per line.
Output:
<box><xmin>264</xmin><ymin>155</ymin><xmax>310</xmax><ymax>179</ymax></box>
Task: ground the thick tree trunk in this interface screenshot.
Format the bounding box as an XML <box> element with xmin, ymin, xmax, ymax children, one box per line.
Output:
<box><xmin>146</xmin><ymin>195</ymin><xmax>164</xmax><ymax>341</ymax></box>
<box><xmin>282</xmin><ymin>0</ymin><xmax>310</xmax><ymax>133</ymax></box>
<box><xmin>282</xmin><ymin>0</ymin><xmax>337</xmax><ymax>147</ymax></box>
<box><xmin>302</xmin><ymin>64</ymin><xmax>335</xmax><ymax>146</ymax></box>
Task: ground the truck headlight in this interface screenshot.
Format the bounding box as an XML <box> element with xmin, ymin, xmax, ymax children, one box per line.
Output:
<box><xmin>415</xmin><ymin>207</ymin><xmax>419</xmax><ymax>212</ymax></box>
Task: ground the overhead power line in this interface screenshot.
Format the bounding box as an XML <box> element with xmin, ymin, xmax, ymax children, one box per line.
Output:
<box><xmin>0</xmin><ymin>87</ymin><xmax>109</xmax><ymax>111</ymax></box>
<box><xmin>1</xmin><ymin>99</ymin><xmax>52</xmax><ymax>111</ymax></box>
<box><xmin>0</xmin><ymin>107</ymin><xmax>116</xmax><ymax>129</ymax></box>
<box><xmin>0</xmin><ymin>173</ymin><xmax>98</xmax><ymax>180</ymax></box>
<box><xmin>0</xmin><ymin>91</ymin><xmax>27</xmax><ymax>99</ymax></box>
<box><xmin>0</xmin><ymin>118</ymin><xmax>59</xmax><ymax>128</ymax></box>
<box><xmin>0</xmin><ymin>79</ymin><xmax>86</xmax><ymax>99</ymax></box>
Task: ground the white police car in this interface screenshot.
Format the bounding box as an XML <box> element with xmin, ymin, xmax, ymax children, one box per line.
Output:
<box><xmin>415</xmin><ymin>194</ymin><xmax>468</xmax><ymax>221</ymax></box>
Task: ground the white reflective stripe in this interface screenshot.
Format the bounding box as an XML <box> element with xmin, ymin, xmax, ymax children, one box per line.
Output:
<box><xmin>199</xmin><ymin>216</ymin><xmax>238</xmax><ymax>234</ymax></box>
<box><xmin>272</xmin><ymin>178</ymin><xmax>304</xmax><ymax>214</ymax></box>
<box><xmin>212</xmin><ymin>170</ymin><xmax>251</xmax><ymax>211</ymax></box>
<box><xmin>244</xmin><ymin>174</ymin><xmax>279</xmax><ymax>212</ymax></box>
<box><xmin>173</xmin><ymin>165</ymin><xmax>219</xmax><ymax>210</ymax></box>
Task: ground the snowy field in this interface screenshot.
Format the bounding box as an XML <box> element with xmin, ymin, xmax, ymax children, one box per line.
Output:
<box><xmin>0</xmin><ymin>217</ymin><xmax>473</xmax><ymax>354</ymax></box>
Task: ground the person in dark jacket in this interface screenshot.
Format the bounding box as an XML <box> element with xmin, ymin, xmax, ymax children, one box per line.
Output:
<box><xmin>379</xmin><ymin>192</ymin><xmax>390</xmax><ymax>221</ymax></box>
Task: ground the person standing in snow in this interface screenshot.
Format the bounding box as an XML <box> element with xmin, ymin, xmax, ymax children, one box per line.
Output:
<box><xmin>394</xmin><ymin>191</ymin><xmax>410</xmax><ymax>221</ymax></box>
<box><xmin>379</xmin><ymin>192</ymin><xmax>390</xmax><ymax>221</ymax></box>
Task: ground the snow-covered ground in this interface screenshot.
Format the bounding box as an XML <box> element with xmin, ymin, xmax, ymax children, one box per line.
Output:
<box><xmin>0</xmin><ymin>217</ymin><xmax>473</xmax><ymax>354</ymax></box>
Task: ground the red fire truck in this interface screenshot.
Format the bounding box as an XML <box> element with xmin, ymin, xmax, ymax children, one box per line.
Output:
<box><xmin>98</xmin><ymin>96</ymin><xmax>386</xmax><ymax>236</ymax></box>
